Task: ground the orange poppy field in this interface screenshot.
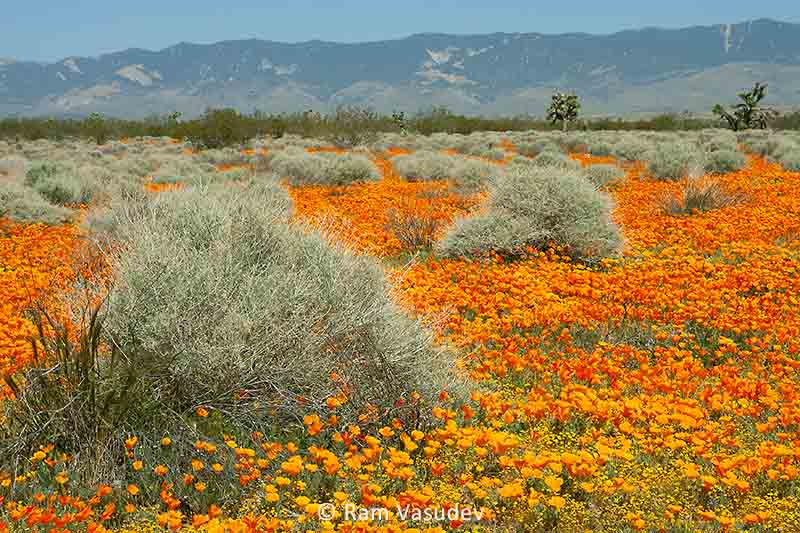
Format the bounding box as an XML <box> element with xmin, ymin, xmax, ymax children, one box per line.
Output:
<box><xmin>2</xmin><ymin>137</ymin><xmax>800</xmax><ymax>532</ymax></box>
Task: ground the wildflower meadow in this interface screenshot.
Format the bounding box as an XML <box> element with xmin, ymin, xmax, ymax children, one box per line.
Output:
<box><xmin>1</xmin><ymin>128</ymin><xmax>800</xmax><ymax>532</ymax></box>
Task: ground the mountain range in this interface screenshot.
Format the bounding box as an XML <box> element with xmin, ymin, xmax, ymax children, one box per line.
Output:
<box><xmin>2</xmin><ymin>18</ymin><xmax>800</xmax><ymax>118</ymax></box>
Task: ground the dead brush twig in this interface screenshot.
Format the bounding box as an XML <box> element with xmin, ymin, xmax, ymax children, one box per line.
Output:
<box><xmin>658</xmin><ymin>178</ymin><xmax>748</xmax><ymax>216</ymax></box>
<box><xmin>385</xmin><ymin>198</ymin><xmax>444</xmax><ymax>251</ymax></box>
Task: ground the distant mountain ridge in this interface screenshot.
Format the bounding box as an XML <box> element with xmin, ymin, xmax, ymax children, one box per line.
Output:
<box><xmin>2</xmin><ymin>18</ymin><xmax>800</xmax><ymax>118</ymax></box>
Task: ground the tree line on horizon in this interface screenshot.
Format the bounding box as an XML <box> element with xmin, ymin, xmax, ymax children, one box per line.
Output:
<box><xmin>0</xmin><ymin>83</ymin><xmax>797</xmax><ymax>148</ymax></box>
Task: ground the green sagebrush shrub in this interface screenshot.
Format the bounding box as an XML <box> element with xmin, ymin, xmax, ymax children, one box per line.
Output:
<box><xmin>585</xmin><ymin>164</ymin><xmax>626</xmax><ymax>188</ymax></box>
<box><xmin>2</xmin><ymin>179</ymin><xmax>463</xmax><ymax>489</ymax></box>
<box><xmin>436</xmin><ymin>165</ymin><xmax>623</xmax><ymax>263</ymax></box>
<box><xmin>704</xmin><ymin>149</ymin><xmax>746</xmax><ymax>174</ymax></box>
<box><xmin>0</xmin><ymin>181</ymin><xmax>75</xmax><ymax>225</ymax></box>
<box><xmin>645</xmin><ymin>142</ymin><xmax>705</xmax><ymax>180</ymax></box>
<box><xmin>270</xmin><ymin>148</ymin><xmax>380</xmax><ymax>186</ymax></box>
<box><xmin>531</xmin><ymin>151</ymin><xmax>583</xmax><ymax>172</ymax></box>
<box><xmin>613</xmin><ymin>138</ymin><xmax>651</xmax><ymax>162</ymax></box>
<box><xmin>450</xmin><ymin>158</ymin><xmax>503</xmax><ymax>194</ymax></box>
<box><xmin>392</xmin><ymin>150</ymin><xmax>454</xmax><ymax>181</ymax></box>
<box><xmin>104</xmin><ymin>181</ymin><xmax>461</xmax><ymax>422</ymax></box>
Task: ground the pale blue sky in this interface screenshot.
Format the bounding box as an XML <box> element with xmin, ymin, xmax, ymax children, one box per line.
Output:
<box><xmin>3</xmin><ymin>1</ymin><xmax>799</xmax><ymax>63</ymax></box>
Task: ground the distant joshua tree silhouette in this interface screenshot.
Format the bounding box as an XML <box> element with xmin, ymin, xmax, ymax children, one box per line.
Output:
<box><xmin>713</xmin><ymin>82</ymin><xmax>778</xmax><ymax>131</ymax></box>
<box><xmin>547</xmin><ymin>93</ymin><xmax>581</xmax><ymax>131</ymax></box>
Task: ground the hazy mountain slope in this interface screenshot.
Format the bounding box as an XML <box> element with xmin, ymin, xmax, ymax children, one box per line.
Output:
<box><xmin>1</xmin><ymin>18</ymin><xmax>799</xmax><ymax>117</ymax></box>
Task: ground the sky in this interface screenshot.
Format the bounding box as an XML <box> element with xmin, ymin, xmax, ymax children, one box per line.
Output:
<box><xmin>3</xmin><ymin>1</ymin><xmax>799</xmax><ymax>63</ymax></box>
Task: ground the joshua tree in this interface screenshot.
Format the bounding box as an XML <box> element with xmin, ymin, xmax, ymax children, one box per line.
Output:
<box><xmin>713</xmin><ymin>82</ymin><xmax>778</xmax><ymax>131</ymax></box>
<box><xmin>83</xmin><ymin>112</ymin><xmax>110</xmax><ymax>145</ymax></box>
<box><xmin>392</xmin><ymin>111</ymin><xmax>408</xmax><ymax>135</ymax></box>
<box><xmin>547</xmin><ymin>93</ymin><xmax>581</xmax><ymax>131</ymax></box>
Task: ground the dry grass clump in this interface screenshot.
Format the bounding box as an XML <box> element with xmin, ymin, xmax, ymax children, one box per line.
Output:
<box><xmin>385</xmin><ymin>197</ymin><xmax>444</xmax><ymax>251</ymax></box>
<box><xmin>658</xmin><ymin>178</ymin><xmax>747</xmax><ymax>216</ymax></box>
<box><xmin>436</xmin><ymin>165</ymin><xmax>623</xmax><ymax>263</ymax></box>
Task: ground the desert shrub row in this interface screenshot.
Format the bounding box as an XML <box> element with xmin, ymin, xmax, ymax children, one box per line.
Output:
<box><xmin>5</xmin><ymin>106</ymin><xmax>800</xmax><ymax>148</ymax></box>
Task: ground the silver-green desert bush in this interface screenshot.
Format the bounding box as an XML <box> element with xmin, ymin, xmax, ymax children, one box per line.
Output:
<box><xmin>769</xmin><ymin>139</ymin><xmax>798</xmax><ymax>162</ymax></box>
<box><xmin>267</xmin><ymin>147</ymin><xmax>322</xmax><ymax>181</ymax></box>
<box><xmin>703</xmin><ymin>134</ymin><xmax>738</xmax><ymax>153</ymax></box>
<box><xmin>392</xmin><ymin>150</ymin><xmax>454</xmax><ymax>181</ymax></box>
<box><xmin>779</xmin><ymin>150</ymin><xmax>800</xmax><ymax>171</ymax></box>
<box><xmin>450</xmin><ymin>158</ymin><xmax>502</xmax><ymax>194</ymax></box>
<box><xmin>436</xmin><ymin>166</ymin><xmax>623</xmax><ymax>263</ymax></box>
<box><xmin>462</xmin><ymin>144</ymin><xmax>506</xmax><ymax>161</ymax></box>
<box><xmin>0</xmin><ymin>181</ymin><xmax>75</xmax><ymax>225</ymax></box>
<box><xmin>81</xmin><ymin>180</ymin><xmax>151</xmax><ymax>242</ymax></box>
<box><xmin>588</xmin><ymin>142</ymin><xmax>615</xmax><ymax>157</ymax></box>
<box><xmin>197</xmin><ymin>147</ymin><xmax>246</xmax><ymax>166</ymax></box>
<box><xmin>271</xmin><ymin>149</ymin><xmax>379</xmax><ymax>186</ymax></box>
<box><xmin>532</xmin><ymin>151</ymin><xmax>583</xmax><ymax>172</ymax></box>
<box><xmin>126</xmin><ymin>157</ymin><xmax>161</xmax><ymax>177</ymax></box>
<box><xmin>150</xmin><ymin>173</ymin><xmax>188</xmax><ymax>185</ymax></box>
<box><xmin>25</xmin><ymin>161</ymin><xmax>110</xmax><ymax>206</ymax></box>
<box><xmin>645</xmin><ymin>142</ymin><xmax>705</xmax><ymax>181</ymax></box>
<box><xmin>559</xmin><ymin>136</ymin><xmax>589</xmax><ymax>153</ymax></box>
<box><xmin>0</xmin><ymin>156</ymin><xmax>27</xmax><ymax>179</ymax></box>
<box><xmin>325</xmin><ymin>153</ymin><xmax>381</xmax><ymax>185</ymax></box>
<box><xmin>102</xmin><ymin>181</ymin><xmax>461</xmax><ymax>428</ymax></box>
<box><xmin>214</xmin><ymin>167</ymin><xmax>254</xmax><ymax>183</ymax></box>
<box><xmin>585</xmin><ymin>164</ymin><xmax>626</xmax><ymax>188</ymax></box>
<box><xmin>613</xmin><ymin>138</ymin><xmax>651</xmax><ymax>162</ymax></box>
<box><xmin>517</xmin><ymin>140</ymin><xmax>563</xmax><ymax>158</ymax></box>
<box><xmin>704</xmin><ymin>148</ymin><xmax>746</xmax><ymax>174</ymax></box>
<box><xmin>505</xmin><ymin>154</ymin><xmax>538</xmax><ymax>171</ymax></box>
<box><xmin>30</xmin><ymin>172</ymin><xmax>101</xmax><ymax>206</ymax></box>
<box><xmin>24</xmin><ymin>161</ymin><xmax>60</xmax><ymax>184</ymax></box>
<box><xmin>747</xmin><ymin>136</ymin><xmax>794</xmax><ymax>159</ymax></box>
<box><xmin>151</xmin><ymin>158</ymin><xmax>217</xmax><ymax>184</ymax></box>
